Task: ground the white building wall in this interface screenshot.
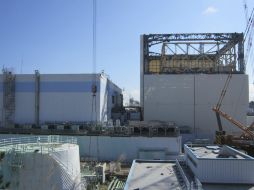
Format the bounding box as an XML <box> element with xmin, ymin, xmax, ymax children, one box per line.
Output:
<box><xmin>144</xmin><ymin>75</ymin><xmax>194</xmax><ymax>127</ymax></box>
<box><xmin>0</xmin><ymin>73</ymin><xmax>122</xmax><ymax>125</ymax></box>
<box><xmin>15</xmin><ymin>74</ymin><xmax>35</xmax><ymax>124</ymax></box>
<box><xmin>197</xmin><ymin>159</ymin><xmax>254</xmax><ymax>184</ymax></box>
<box><xmin>39</xmin><ymin>74</ymin><xmax>101</xmax><ymax>123</ymax></box>
<box><xmin>100</xmin><ymin>75</ymin><xmax>122</xmax><ymax>122</ymax></box>
<box><xmin>143</xmin><ymin>74</ymin><xmax>248</xmax><ymax>139</ymax></box>
<box><xmin>195</xmin><ymin>74</ymin><xmax>248</xmax><ymax>138</ymax></box>
<box><xmin>100</xmin><ymin>76</ymin><xmax>108</xmax><ymax>122</ymax></box>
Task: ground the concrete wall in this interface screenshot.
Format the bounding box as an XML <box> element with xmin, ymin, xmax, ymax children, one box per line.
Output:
<box><xmin>0</xmin><ymin>73</ymin><xmax>122</xmax><ymax>125</ymax></box>
<box><xmin>143</xmin><ymin>74</ymin><xmax>248</xmax><ymax>139</ymax></box>
<box><xmin>0</xmin><ymin>134</ymin><xmax>182</xmax><ymax>162</ymax></box>
<box><xmin>77</xmin><ymin>136</ymin><xmax>181</xmax><ymax>161</ymax></box>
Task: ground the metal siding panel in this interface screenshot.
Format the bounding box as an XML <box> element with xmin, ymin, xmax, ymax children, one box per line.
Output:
<box><xmin>40</xmin><ymin>92</ymin><xmax>97</xmax><ymax>122</ymax></box>
<box><xmin>143</xmin><ymin>74</ymin><xmax>248</xmax><ymax>140</ymax></box>
<box><xmin>14</xmin><ymin>76</ymin><xmax>35</xmax><ymax>124</ymax></box>
<box><xmin>39</xmin><ymin>75</ymin><xmax>99</xmax><ymax>122</ymax></box>
<box><xmin>144</xmin><ymin>74</ymin><xmax>194</xmax><ymax>128</ymax></box>
<box><xmin>197</xmin><ymin>159</ymin><xmax>254</xmax><ymax>183</ymax></box>
<box><xmin>195</xmin><ymin>74</ymin><xmax>248</xmax><ymax>139</ymax></box>
<box><xmin>15</xmin><ymin>92</ymin><xmax>35</xmax><ymax>124</ymax></box>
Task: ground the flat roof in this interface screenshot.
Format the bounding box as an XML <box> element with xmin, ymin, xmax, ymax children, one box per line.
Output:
<box><xmin>125</xmin><ymin>160</ymin><xmax>181</xmax><ymax>190</ymax></box>
<box><xmin>186</xmin><ymin>144</ymin><xmax>254</xmax><ymax>159</ymax></box>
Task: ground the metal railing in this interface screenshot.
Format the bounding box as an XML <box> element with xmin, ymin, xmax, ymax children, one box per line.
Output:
<box><xmin>0</xmin><ymin>135</ymin><xmax>77</xmax><ymax>148</ymax></box>
<box><xmin>195</xmin><ymin>177</ymin><xmax>203</xmax><ymax>190</ymax></box>
<box><xmin>176</xmin><ymin>159</ymin><xmax>191</xmax><ymax>190</ymax></box>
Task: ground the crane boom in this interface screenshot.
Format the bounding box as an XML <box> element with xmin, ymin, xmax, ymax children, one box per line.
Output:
<box><xmin>213</xmin><ymin>70</ymin><xmax>232</xmax><ymax>132</ymax></box>
<box><xmin>243</xmin><ymin>0</ymin><xmax>249</xmax><ymax>26</ymax></box>
<box><xmin>213</xmin><ymin>108</ymin><xmax>254</xmax><ymax>140</ymax></box>
<box><xmin>215</xmin><ymin>72</ymin><xmax>232</xmax><ymax>111</ymax></box>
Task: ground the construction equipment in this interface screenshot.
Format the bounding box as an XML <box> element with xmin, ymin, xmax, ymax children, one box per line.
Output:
<box><xmin>212</xmin><ymin>69</ymin><xmax>232</xmax><ymax>144</ymax></box>
<box><xmin>211</xmin><ymin>2</ymin><xmax>254</xmax><ymax>155</ymax></box>
<box><xmin>213</xmin><ymin>92</ymin><xmax>254</xmax><ymax>155</ymax></box>
<box><xmin>212</xmin><ymin>69</ymin><xmax>254</xmax><ymax>155</ymax></box>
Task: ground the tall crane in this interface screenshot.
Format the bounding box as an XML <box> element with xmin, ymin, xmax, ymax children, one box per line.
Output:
<box><xmin>213</xmin><ymin>71</ymin><xmax>232</xmax><ymax>132</ymax></box>
<box><xmin>212</xmin><ymin>67</ymin><xmax>254</xmax><ymax>155</ymax></box>
<box><xmin>243</xmin><ymin>1</ymin><xmax>254</xmax><ymax>72</ymax></box>
<box><xmin>212</xmin><ymin>1</ymin><xmax>254</xmax><ymax>147</ymax></box>
<box><xmin>212</xmin><ymin>2</ymin><xmax>254</xmax><ymax>151</ymax></box>
<box><xmin>243</xmin><ymin>0</ymin><xmax>249</xmax><ymax>26</ymax></box>
<box><xmin>213</xmin><ymin>1</ymin><xmax>254</xmax><ymax>155</ymax></box>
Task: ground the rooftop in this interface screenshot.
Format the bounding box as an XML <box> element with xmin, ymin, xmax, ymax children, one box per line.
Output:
<box><xmin>186</xmin><ymin>144</ymin><xmax>254</xmax><ymax>159</ymax></box>
<box><xmin>125</xmin><ymin>160</ymin><xmax>182</xmax><ymax>190</ymax></box>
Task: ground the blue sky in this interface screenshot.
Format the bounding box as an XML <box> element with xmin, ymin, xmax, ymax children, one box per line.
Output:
<box><xmin>0</xmin><ymin>0</ymin><xmax>254</xmax><ymax>102</ymax></box>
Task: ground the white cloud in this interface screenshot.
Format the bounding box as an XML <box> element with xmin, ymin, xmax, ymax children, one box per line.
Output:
<box><xmin>202</xmin><ymin>6</ymin><xmax>218</xmax><ymax>15</ymax></box>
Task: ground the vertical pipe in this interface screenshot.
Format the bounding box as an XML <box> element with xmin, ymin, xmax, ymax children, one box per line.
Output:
<box><xmin>194</xmin><ymin>75</ymin><xmax>196</xmax><ymax>138</ymax></box>
<box><xmin>35</xmin><ymin>70</ymin><xmax>40</xmax><ymax>127</ymax></box>
<box><xmin>140</xmin><ymin>35</ymin><xmax>145</xmax><ymax>120</ymax></box>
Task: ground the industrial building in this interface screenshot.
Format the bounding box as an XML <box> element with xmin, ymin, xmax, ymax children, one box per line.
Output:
<box><xmin>124</xmin><ymin>160</ymin><xmax>183</xmax><ymax>190</ymax></box>
<box><xmin>0</xmin><ymin>71</ymin><xmax>122</xmax><ymax>127</ymax></box>
<box><xmin>184</xmin><ymin>144</ymin><xmax>254</xmax><ymax>184</ymax></box>
<box><xmin>140</xmin><ymin>33</ymin><xmax>248</xmax><ymax>139</ymax></box>
<box><xmin>0</xmin><ymin>135</ymin><xmax>83</xmax><ymax>190</ymax></box>
<box><xmin>125</xmin><ymin>145</ymin><xmax>254</xmax><ymax>190</ymax></box>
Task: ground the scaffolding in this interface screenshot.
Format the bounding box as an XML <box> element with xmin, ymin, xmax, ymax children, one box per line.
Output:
<box><xmin>2</xmin><ymin>69</ymin><xmax>15</xmax><ymax>128</ymax></box>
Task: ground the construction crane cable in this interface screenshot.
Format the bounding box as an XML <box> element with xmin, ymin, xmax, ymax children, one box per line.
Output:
<box><xmin>93</xmin><ymin>0</ymin><xmax>97</xmax><ymax>75</ymax></box>
<box><xmin>244</xmin><ymin>0</ymin><xmax>249</xmax><ymax>26</ymax></box>
<box><xmin>244</xmin><ymin>8</ymin><xmax>254</xmax><ymax>40</ymax></box>
<box><xmin>91</xmin><ymin>0</ymin><xmax>97</xmax><ymax>123</ymax></box>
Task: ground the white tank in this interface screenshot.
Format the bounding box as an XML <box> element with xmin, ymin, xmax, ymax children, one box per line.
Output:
<box><xmin>0</xmin><ymin>136</ymin><xmax>84</xmax><ymax>190</ymax></box>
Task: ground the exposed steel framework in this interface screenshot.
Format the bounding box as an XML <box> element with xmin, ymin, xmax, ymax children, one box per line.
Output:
<box><xmin>142</xmin><ymin>33</ymin><xmax>245</xmax><ymax>74</ymax></box>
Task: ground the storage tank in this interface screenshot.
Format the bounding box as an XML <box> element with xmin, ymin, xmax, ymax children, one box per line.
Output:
<box><xmin>0</xmin><ymin>135</ymin><xmax>84</xmax><ymax>190</ymax></box>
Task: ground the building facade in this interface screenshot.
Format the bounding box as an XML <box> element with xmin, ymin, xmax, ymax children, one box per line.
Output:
<box><xmin>0</xmin><ymin>72</ymin><xmax>122</xmax><ymax>127</ymax></box>
<box><xmin>140</xmin><ymin>33</ymin><xmax>248</xmax><ymax>139</ymax></box>
<box><xmin>184</xmin><ymin>144</ymin><xmax>254</xmax><ymax>184</ymax></box>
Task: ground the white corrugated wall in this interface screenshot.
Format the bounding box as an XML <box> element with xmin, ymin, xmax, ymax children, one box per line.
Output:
<box><xmin>143</xmin><ymin>74</ymin><xmax>248</xmax><ymax>139</ymax></box>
